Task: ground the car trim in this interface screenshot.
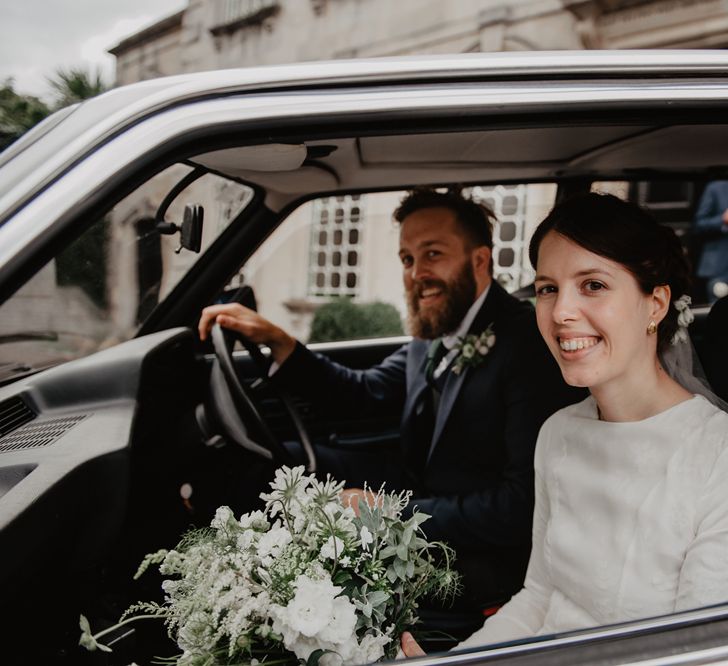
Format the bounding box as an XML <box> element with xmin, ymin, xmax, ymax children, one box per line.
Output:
<box><xmin>408</xmin><ymin>603</ymin><xmax>728</xmax><ymax>665</ymax></box>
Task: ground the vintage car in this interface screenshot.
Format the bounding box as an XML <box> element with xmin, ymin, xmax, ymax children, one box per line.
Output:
<box><xmin>3</xmin><ymin>51</ymin><xmax>728</xmax><ymax>664</ymax></box>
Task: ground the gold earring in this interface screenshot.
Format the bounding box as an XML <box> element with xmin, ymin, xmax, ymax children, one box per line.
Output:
<box><xmin>647</xmin><ymin>321</ymin><xmax>657</xmax><ymax>335</ymax></box>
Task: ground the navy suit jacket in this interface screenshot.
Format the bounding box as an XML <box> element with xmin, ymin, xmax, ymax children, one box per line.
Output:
<box><xmin>274</xmin><ymin>282</ymin><xmax>584</xmax><ymax>605</ymax></box>
<box><xmin>694</xmin><ymin>181</ymin><xmax>728</xmax><ymax>278</ymax></box>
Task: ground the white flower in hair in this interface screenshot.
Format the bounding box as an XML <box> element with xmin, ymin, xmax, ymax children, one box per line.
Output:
<box><xmin>671</xmin><ymin>294</ymin><xmax>694</xmax><ymax>345</ymax></box>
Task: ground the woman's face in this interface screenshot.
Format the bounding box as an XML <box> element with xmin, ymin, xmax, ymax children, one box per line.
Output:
<box><xmin>534</xmin><ymin>231</ymin><xmax>658</xmax><ymax>391</ymax></box>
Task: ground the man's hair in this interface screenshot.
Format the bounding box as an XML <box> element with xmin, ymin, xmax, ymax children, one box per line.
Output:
<box><xmin>393</xmin><ymin>187</ymin><xmax>495</xmax><ymax>250</ymax></box>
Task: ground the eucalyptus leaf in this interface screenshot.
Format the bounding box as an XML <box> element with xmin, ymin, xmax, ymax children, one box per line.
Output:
<box><xmin>413</xmin><ymin>512</ymin><xmax>431</xmax><ymax>525</ymax></box>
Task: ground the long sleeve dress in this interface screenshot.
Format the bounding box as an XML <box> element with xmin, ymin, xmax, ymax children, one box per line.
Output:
<box><xmin>460</xmin><ymin>394</ymin><xmax>728</xmax><ymax>648</ymax></box>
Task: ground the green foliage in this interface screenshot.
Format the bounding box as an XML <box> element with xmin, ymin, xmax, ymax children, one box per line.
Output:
<box><xmin>80</xmin><ymin>467</ymin><xmax>460</xmax><ymax>664</ymax></box>
<box><xmin>1</xmin><ymin>66</ymin><xmax>107</xmax><ymax>152</ymax></box>
<box><xmin>308</xmin><ymin>300</ymin><xmax>403</xmax><ymax>343</ymax></box>
<box><xmin>47</xmin><ymin>67</ymin><xmax>107</xmax><ymax>109</ymax></box>
<box><xmin>0</xmin><ymin>78</ymin><xmax>50</xmax><ymax>151</ymax></box>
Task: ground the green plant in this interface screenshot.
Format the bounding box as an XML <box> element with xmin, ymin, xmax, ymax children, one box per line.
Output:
<box><xmin>308</xmin><ymin>300</ymin><xmax>403</xmax><ymax>343</ymax></box>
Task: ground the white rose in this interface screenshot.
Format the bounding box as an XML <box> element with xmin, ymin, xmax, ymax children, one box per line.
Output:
<box><xmin>285</xmin><ymin>575</ymin><xmax>339</xmax><ymax>637</ymax></box>
<box><xmin>319</xmin><ymin>595</ymin><xmax>357</xmax><ymax>644</ymax></box>
<box><xmin>257</xmin><ymin>526</ymin><xmax>292</xmax><ymax>560</ymax></box>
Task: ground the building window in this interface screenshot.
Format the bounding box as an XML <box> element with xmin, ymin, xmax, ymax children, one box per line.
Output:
<box><xmin>212</xmin><ymin>0</ymin><xmax>279</xmax><ymax>35</ymax></box>
<box><xmin>471</xmin><ymin>184</ymin><xmax>531</xmax><ymax>292</ymax></box>
<box><xmin>308</xmin><ymin>195</ymin><xmax>363</xmax><ymax>298</ymax></box>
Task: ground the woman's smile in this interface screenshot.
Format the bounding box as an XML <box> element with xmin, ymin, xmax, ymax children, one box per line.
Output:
<box><xmin>558</xmin><ymin>335</ymin><xmax>602</xmax><ymax>354</ymax></box>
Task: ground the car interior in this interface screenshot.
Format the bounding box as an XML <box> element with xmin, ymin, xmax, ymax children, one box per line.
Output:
<box><xmin>2</xmin><ymin>100</ymin><xmax>728</xmax><ymax>664</ymax></box>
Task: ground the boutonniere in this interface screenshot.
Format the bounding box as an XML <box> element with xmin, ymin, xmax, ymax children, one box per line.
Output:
<box><xmin>451</xmin><ymin>324</ymin><xmax>496</xmax><ymax>375</ymax></box>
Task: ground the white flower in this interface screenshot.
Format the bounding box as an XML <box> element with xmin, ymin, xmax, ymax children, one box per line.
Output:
<box><xmin>672</xmin><ymin>327</ymin><xmax>689</xmax><ymax>345</ymax></box>
<box><xmin>671</xmin><ymin>294</ymin><xmax>694</xmax><ymax>345</ymax></box>
<box><xmin>285</xmin><ymin>575</ymin><xmax>340</xmax><ymax>637</ymax></box>
<box><xmin>239</xmin><ymin>510</ymin><xmax>268</xmax><ymax>530</ymax></box>
<box><xmin>452</xmin><ymin>325</ymin><xmax>496</xmax><ymax>375</ymax></box>
<box><xmin>261</xmin><ymin>466</ymin><xmax>311</xmax><ymax>517</ymax></box>
<box><xmin>211</xmin><ymin>506</ymin><xmax>234</xmax><ymax>530</ymax></box>
<box><xmin>320</xmin><ymin>535</ymin><xmax>345</xmax><ymax>560</ymax></box>
<box><xmin>319</xmin><ymin>595</ymin><xmax>357</xmax><ymax>644</ymax></box>
<box><xmin>678</xmin><ymin>308</ymin><xmax>694</xmax><ymax>327</ymax></box>
<box><xmin>257</xmin><ymin>525</ymin><xmax>292</xmax><ymax>562</ymax></box>
<box><xmin>236</xmin><ymin>530</ymin><xmax>256</xmax><ymax>550</ymax></box>
<box><xmin>359</xmin><ymin>526</ymin><xmax>373</xmax><ymax>551</ymax></box>
<box><xmin>348</xmin><ymin>632</ymin><xmax>392</xmax><ymax>665</ymax></box>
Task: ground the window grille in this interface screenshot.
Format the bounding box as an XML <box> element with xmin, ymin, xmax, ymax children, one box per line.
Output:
<box><xmin>471</xmin><ymin>184</ymin><xmax>532</xmax><ymax>292</ymax></box>
<box><xmin>308</xmin><ymin>195</ymin><xmax>364</xmax><ymax>298</ymax></box>
<box><xmin>217</xmin><ymin>0</ymin><xmax>278</xmax><ymax>27</ymax></box>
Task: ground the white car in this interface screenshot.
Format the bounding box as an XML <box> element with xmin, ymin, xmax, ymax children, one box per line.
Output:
<box><xmin>2</xmin><ymin>51</ymin><xmax>728</xmax><ymax>665</ymax></box>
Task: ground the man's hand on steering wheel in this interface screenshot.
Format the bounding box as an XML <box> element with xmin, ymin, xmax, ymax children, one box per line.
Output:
<box><xmin>198</xmin><ymin>303</ymin><xmax>297</xmax><ymax>365</ymax></box>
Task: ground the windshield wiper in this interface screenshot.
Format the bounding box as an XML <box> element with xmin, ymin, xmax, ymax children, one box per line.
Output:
<box><xmin>0</xmin><ymin>331</ymin><xmax>58</xmax><ymax>344</ymax></box>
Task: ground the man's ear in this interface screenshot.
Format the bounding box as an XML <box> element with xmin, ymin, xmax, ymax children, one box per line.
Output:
<box><xmin>472</xmin><ymin>245</ymin><xmax>492</xmax><ymax>278</ymax></box>
<box><xmin>651</xmin><ymin>284</ymin><xmax>671</xmax><ymax>324</ymax></box>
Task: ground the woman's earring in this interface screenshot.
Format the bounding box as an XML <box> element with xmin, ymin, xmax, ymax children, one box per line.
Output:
<box><xmin>647</xmin><ymin>320</ymin><xmax>657</xmax><ymax>335</ymax></box>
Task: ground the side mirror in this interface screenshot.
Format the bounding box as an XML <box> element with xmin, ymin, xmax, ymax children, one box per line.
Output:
<box><xmin>179</xmin><ymin>204</ymin><xmax>203</xmax><ymax>254</ymax></box>
<box><xmin>154</xmin><ymin>203</ymin><xmax>204</xmax><ymax>254</ymax></box>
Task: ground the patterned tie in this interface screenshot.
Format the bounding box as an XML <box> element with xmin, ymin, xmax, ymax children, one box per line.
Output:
<box><xmin>425</xmin><ymin>338</ymin><xmax>447</xmax><ymax>388</ymax></box>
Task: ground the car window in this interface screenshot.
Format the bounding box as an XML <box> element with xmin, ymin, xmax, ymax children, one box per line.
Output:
<box><xmin>592</xmin><ymin>179</ymin><xmax>721</xmax><ymax>307</ymax></box>
<box><xmin>0</xmin><ymin>164</ymin><xmax>252</xmax><ymax>378</ymax></box>
<box><xmin>241</xmin><ymin>184</ymin><xmax>557</xmax><ymax>343</ymax></box>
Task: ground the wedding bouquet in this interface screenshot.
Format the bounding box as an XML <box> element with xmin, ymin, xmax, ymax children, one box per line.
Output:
<box><xmin>80</xmin><ymin>466</ymin><xmax>460</xmax><ymax>665</ymax></box>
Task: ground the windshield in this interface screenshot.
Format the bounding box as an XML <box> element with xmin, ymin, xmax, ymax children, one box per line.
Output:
<box><xmin>0</xmin><ymin>163</ymin><xmax>252</xmax><ymax>381</ymax></box>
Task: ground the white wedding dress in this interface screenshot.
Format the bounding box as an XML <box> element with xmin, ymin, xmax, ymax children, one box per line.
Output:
<box><xmin>460</xmin><ymin>394</ymin><xmax>728</xmax><ymax>649</ymax></box>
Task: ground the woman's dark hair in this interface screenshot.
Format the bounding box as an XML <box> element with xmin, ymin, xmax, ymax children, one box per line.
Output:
<box><xmin>528</xmin><ymin>192</ymin><xmax>691</xmax><ymax>352</ymax></box>
<box><xmin>393</xmin><ymin>187</ymin><xmax>495</xmax><ymax>250</ymax></box>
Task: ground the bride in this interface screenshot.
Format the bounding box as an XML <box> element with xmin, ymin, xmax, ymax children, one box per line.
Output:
<box><xmin>403</xmin><ymin>192</ymin><xmax>728</xmax><ymax>655</ymax></box>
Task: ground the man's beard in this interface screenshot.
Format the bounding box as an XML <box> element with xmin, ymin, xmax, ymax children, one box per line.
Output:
<box><xmin>406</xmin><ymin>260</ymin><xmax>478</xmax><ymax>339</ymax></box>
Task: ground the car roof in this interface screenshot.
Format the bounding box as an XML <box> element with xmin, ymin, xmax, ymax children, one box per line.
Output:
<box><xmin>3</xmin><ymin>48</ymin><xmax>728</xmax><ymax>286</ymax></box>
<box><xmin>3</xmin><ymin>50</ymin><xmax>728</xmax><ymax>203</ymax></box>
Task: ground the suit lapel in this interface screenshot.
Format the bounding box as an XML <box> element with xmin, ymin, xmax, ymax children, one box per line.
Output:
<box><xmin>426</xmin><ymin>283</ymin><xmax>507</xmax><ymax>462</ymax></box>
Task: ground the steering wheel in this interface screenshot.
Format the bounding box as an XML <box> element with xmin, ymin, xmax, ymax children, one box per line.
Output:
<box><xmin>199</xmin><ymin>322</ymin><xmax>317</xmax><ymax>473</ymax></box>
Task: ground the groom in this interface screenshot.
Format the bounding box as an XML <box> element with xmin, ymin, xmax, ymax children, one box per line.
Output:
<box><xmin>198</xmin><ymin>189</ymin><xmax>582</xmax><ymax>612</ymax></box>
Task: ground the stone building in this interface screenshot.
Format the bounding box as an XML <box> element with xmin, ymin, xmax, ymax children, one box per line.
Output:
<box><xmin>105</xmin><ymin>0</ymin><xmax>728</xmax><ymax>341</ymax></box>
